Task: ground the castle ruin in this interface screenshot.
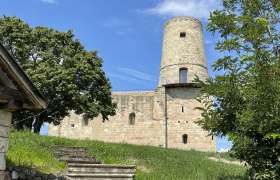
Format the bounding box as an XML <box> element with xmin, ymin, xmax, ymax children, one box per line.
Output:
<box><xmin>48</xmin><ymin>17</ymin><xmax>216</xmax><ymax>152</ymax></box>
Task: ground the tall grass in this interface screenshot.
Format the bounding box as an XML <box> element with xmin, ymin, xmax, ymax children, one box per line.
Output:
<box><xmin>6</xmin><ymin>131</ymin><xmax>67</xmax><ymax>174</ymax></box>
<box><xmin>7</xmin><ymin>131</ymin><xmax>248</xmax><ymax>179</ymax></box>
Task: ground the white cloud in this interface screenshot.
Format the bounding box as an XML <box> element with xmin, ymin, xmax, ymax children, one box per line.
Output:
<box><xmin>142</xmin><ymin>0</ymin><xmax>219</xmax><ymax>19</ymax></box>
<box><xmin>41</xmin><ymin>0</ymin><xmax>57</xmax><ymax>4</ymax></box>
<box><xmin>117</xmin><ymin>67</ymin><xmax>157</xmax><ymax>82</ymax></box>
<box><xmin>107</xmin><ymin>73</ymin><xmax>145</xmax><ymax>84</ymax></box>
<box><xmin>218</xmin><ymin>148</ymin><xmax>230</xmax><ymax>153</ymax></box>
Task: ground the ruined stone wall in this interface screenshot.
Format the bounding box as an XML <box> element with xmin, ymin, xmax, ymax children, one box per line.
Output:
<box><xmin>49</xmin><ymin>88</ymin><xmax>215</xmax><ymax>152</ymax></box>
<box><xmin>49</xmin><ymin>91</ymin><xmax>166</xmax><ymax>147</ymax></box>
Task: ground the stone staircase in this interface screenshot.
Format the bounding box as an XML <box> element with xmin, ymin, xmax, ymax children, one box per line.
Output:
<box><xmin>54</xmin><ymin>146</ymin><xmax>136</xmax><ymax>180</ymax></box>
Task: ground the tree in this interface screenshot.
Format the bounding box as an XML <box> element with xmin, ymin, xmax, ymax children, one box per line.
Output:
<box><xmin>195</xmin><ymin>0</ymin><xmax>280</xmax><ymax>179</ymax></box>
<box><xmin>0</xmin><ymin>16</ymin><xmax>116</xmax><ymax>133</ymax></box>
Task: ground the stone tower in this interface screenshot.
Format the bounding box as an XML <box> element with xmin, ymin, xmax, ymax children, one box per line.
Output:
<box><xmin>159</xmin><ymin>16</ymin><xmax>208</xmax><ymax>86</ymax></box>
<box><xmin>155</xmin><ymin>17</ymin><xmax>215</xmax><ymax>151</ymax></box>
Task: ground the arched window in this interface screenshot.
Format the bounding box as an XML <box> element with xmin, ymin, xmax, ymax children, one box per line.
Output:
<box><xmin>82</xmin><ymin>115</ymin><xmax>89</xmax><ymax>126</ymax></box>
<box><xmin>179</xmin><ymin>68</ymin><xmax>187</xmax><ymax>83</ymax></box>
<box><xmin>182</xmin><ymin>134</ymin><xmax>188</xmax><ymax>144</ymax></box>
<box><xmin>129</xmin><ymin>113</ymin><xmax>136</xmax><ymax>125</ymax></box>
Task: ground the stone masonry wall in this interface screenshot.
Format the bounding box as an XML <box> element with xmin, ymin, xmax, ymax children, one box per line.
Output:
<box><xmin>0</xmin><ymin>110</ymin><xmax>12</xmax><ymax>179</ymax></box>
<box><xmin>4</xmin><ymin>166</ymin><xmax>66</xmax><ymax>180</ymax></box>
<box><xmin>159</xmin><ymin>17</ymin><xmax>208</xmax><ymax>86</ymax></box>
<box><xmin>49</xmin><ymin>91</ymin><xmax>166</xmax><ymax>147</ymax></box>
<box><xmin>165</xmin><ymin>87</ymin><xmax>215</xmax><ymax>151</ymax></box>
<box><xmin>49</xmin><ymin>88</ymin><xmax>216</xmax><ymax>152</ymax></box>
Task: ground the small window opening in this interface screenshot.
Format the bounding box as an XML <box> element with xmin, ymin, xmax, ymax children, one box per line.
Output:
<box><xmin>82</xmin><ymin>115</ymin><xmax>89</xmax><ymax>126</ymax></box>
<box><xmin>180</xmin><ymin>32</ymin><xmax>186</xmax><ymax>38</ymax></box>
<box><xmin>178</xmin><ymin>121</ymin><xmax>180</xmax><ymax>123</ymax></box>
<box><xmin>183</xmin><ymin>134</ymin><xmax>188</xmax><ymax>144</ymax></box>
<box><xmin>181</xmin><ymin>106</ymin><xmax>184</xmax><ymax>112</ymax></box>
<box><xmin>129</xmin><ymin>112</ymin><xmax>136</xmax><ymax>125</ymax></box>
<box><xmin>71</xmin><ymin>124</ymin><xmax>75</xmax><ymax>127</ymax></box>
<box><xmin>211</xmin><ymin>135</ymin><xmax>214</xmax><ymax>140</ymax></box>
<box><xmin>179</xmin><ymin>68</ymin><xmax>188</xmax><ymax>83</ymax></box>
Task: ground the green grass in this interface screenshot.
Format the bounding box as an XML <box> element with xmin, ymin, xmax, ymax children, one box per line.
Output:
<box><xmin>7</xmin><ymin>131</ymin><xmax>248</xmax><ymax>179</ymax></box>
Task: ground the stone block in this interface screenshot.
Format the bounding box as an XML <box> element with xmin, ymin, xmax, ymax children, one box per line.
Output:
<box><xmin>0</xmin><ymin>127</ymin><xmax>10</xmax><ymax>138</ymax></box>
<box><xmin>0</xmin><ymin>111</ymin><xmax>12</xmax><ymax>127</ymax></box>
<box><xmin>0</xmin><ymin>171</ymin><xmax>5</xmax><ymax>180</ymax></box>
<box><xmin>11</xmin><ymin>171</ymin><xmax>19</xmax><ymax>179</ymax></box>
<box><xmin>0</xmin><ymin>137</ymin><xmax>9</xmax><ymax>153</ymax></box>
<box><xmin>0</xmin><ymin>153</ymin><xmax>6</xmax><ymax>171</ymax></box>
<box><xmin>19</xmin><ymin>171</ymin><xmax>26</xmax><ymax>179</ymax></box>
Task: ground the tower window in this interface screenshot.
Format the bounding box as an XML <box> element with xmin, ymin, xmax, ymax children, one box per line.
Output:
<box><xmin>181</xmin><ymin>106</ymin><xmax>184</xmax><ymax>112</ymax></box>
<box><xmin>82</xmin><ymin>115</ymin><xmax>89</xmax><ymax>126</ymax></box>
<box><xmin>129</xmin><ymin>112</ymin><xmax>136</xmax><ymax>125</ymax></box>
<box><xmin>182</xmin><ymin>134</ymin><xmax>188</xmax><ymax>144</ymax></box>
<box><xmin>180</xmin><ymin>32</ymin><xmax>186</xmax><ymax>38</ymax></box>
<box><xmin>179</xmin><ymin>68</ymin><xmax>188</xmax><ymax>83</ymax></box>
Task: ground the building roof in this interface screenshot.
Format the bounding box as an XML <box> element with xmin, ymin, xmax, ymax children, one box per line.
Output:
<box><xmin>0</xmin><ymin>43</ymin><xmax>47</xmax><ymax>110</ymax></box>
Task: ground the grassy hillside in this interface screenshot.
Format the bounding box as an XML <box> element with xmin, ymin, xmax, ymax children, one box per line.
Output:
<box><xmin>7</xmin><ymin>131</ymin><xmax>248</xmax><ymax>179</ymax></box>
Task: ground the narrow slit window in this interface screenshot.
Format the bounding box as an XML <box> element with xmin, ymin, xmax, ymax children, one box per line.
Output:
<box><xmin>179</xmin><ymin>68</ymin><xmax>187</xmax><ymax>83</ymax></box>
<box><xmin>129</xmin><ymin>112</ymin><xmax>136</xmax><ymax>125</ymax></box>
<box><xmin>182</xmin><ymin>106</ymin><xmax>184</xmax><ymax>112</ymax></box>
<box><xmin>82</xmin><ymin>115</ymin><xmax>89</xmax><ymax>126</ymax></box>
<box><xmin>182</xmin><ymin>134</ymin><xmax>188</xmax><ymax>144</ymax></box>
<box><xmin>180</xmin><ymin>32</ymin><xmax>186</xmax><ymax>38</ymax></box>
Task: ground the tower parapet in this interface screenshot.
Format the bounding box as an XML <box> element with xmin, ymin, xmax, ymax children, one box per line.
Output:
<box><xmin>159</xmin><ymin>17</ymin><xmax>208</xmax><ymax>87</ymax></box>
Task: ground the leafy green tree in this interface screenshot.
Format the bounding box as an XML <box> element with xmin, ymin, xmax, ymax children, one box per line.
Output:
<box><xmin>195</xmin><ymin>0</ymin><xmax>280</xmax><ymax>178</ymax></box>
<box><xmin>0</xmin><ymin>16</ymin><xmax>116</xmax><ymax>133</ymax></box>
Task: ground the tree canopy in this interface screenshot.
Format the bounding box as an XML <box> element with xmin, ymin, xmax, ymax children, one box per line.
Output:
<box><xmin>0</xmin><ymin>16</ymin><xmax>116</xmax><ymax>133</ymax></box>
<box><xmin>196</xmin><ymin>0</ymin><xmax>280</xmax><ymax>179</ymax></box>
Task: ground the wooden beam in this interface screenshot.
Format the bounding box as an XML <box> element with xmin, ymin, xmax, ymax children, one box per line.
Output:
<box><xmin>0</xmin><ymin>86</ymin><xmax>25</xmax><ymax>110</ymax></box>
<box><xmin>0</xmin><ymin>46</ymin><xmax>47</xmax><ymax>109</ymax></box>
<box><xmin>0</xmin><ymin>94</ymin><xmax>11</xmax><ymax>103</ymax></box>
<box><xmin>0</xmin><ymin>85</ymin><xmax>24</xmax><ymax>100</ymax></box>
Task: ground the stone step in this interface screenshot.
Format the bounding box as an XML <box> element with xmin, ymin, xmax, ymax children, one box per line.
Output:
<box><xmin>55</xmin><ymin>149</ymin><xmax>87</xmax><ymax>155</ymax></box>
<box><xmin>68</xmin><ymin>163</ymin><xmax>136</xmax><ymax>174</ymax></box>
<box><xmin>58</xmin><ymin>156</ymin><xmax>102</xmax><ymax>164</ymax></box>
<box><xmin>54</xmin><ymin>145</ymin><xmax>86</xmax><ymax>152</ymax></box>
<box><xmin>55</xmin><ymin>152</ymin><xmax>88</xmax><ymax>158</ymax></box>
<box><xmin>67</xmin><ymin>173</ymin><xmax>134</xmax><ymax>180</ymax></box>
<box><xmin>54</xmin><ymin>146</ymin><xmax>136</xmax><ymax>179</ymax></box>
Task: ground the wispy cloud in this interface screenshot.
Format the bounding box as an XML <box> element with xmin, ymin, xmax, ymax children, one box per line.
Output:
<box><xmin>117</xmin><ymin>67</ymin><xmax>157</xmax><ymax>82</ymax></box>
<box><xmin>142</xmin><ymin>0</ymin><xmax>219</xmax><ymax>19</ymax></box>
<box><xmin>102</xmin><ymin>18</ymin><xmax>134</xmax><ymax>36</ymax></box>
<box><xmin>103</xmin><ymin>18</ymin><xmax>130</xmax><ymax>28</ymax></box>
<box><xmin>41</xmin><ymin>0</ymin><xmax>57</xmax><ymax>4</ymax></box>
<box><xmin>107</xmin><ymin>73</ymin><xmax>145</xmax><ymax>84</ymax></box>
<box><xmin>204</xmin><ymin>40</ymin><xmax>213</xmax><ymax>44</ymax></box>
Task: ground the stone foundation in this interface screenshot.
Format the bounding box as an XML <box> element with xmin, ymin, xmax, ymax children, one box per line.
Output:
<box><xmin>4</xmin><ymin>166</ymin><xmax>66</xmax><ymax>180</ymax></box>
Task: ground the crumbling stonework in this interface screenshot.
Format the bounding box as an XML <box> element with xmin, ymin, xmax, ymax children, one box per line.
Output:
<box><xmin>48</xmin><ymin>17</ymin><xmax>216</xmax><ymax>152</ymax></box>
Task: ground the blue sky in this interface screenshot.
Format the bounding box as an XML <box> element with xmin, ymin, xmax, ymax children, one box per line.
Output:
<box><xmin>0</xmin><ymin>0</ymin><xmax>232</xmax><ymax>151</ymax></box>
